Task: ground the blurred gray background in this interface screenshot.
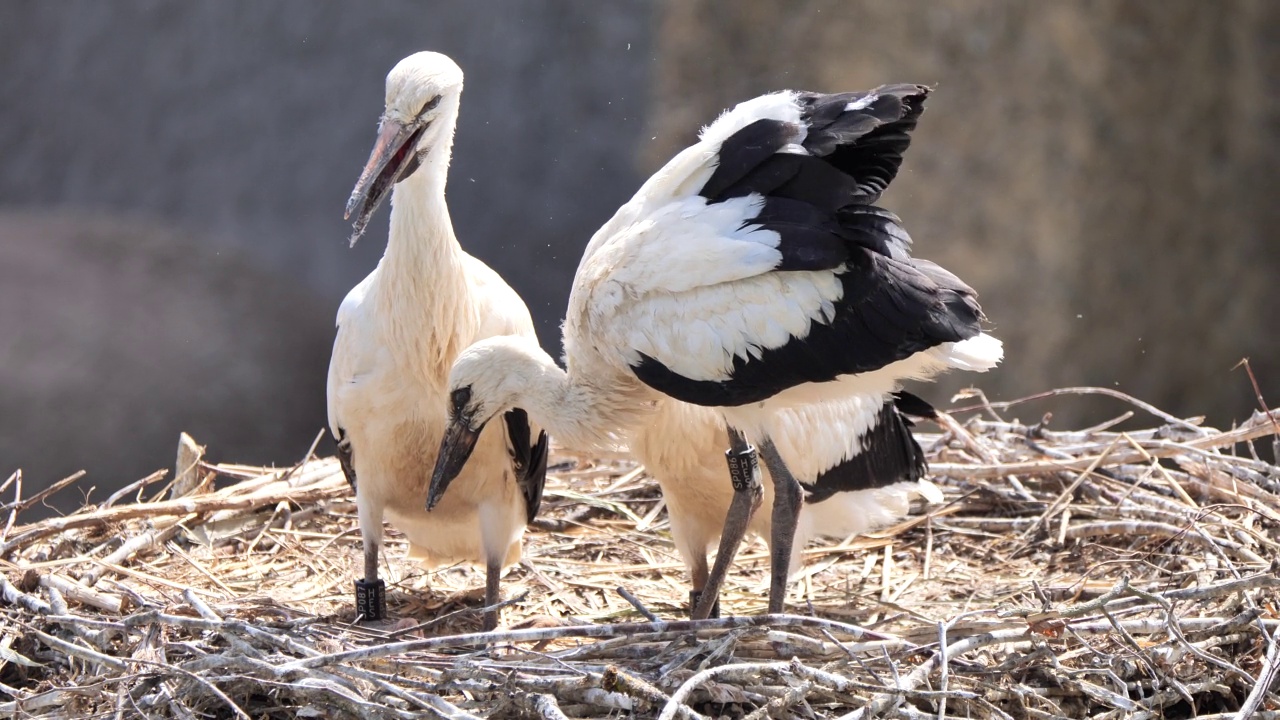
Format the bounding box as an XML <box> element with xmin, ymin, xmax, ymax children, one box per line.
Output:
<box><xmin>2</xmin><ymin>1</ymin><xmax>1277</xmax><ymax>511</ymax></box>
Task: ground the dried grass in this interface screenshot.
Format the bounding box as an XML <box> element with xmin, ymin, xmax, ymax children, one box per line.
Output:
<box><xmin>1</xmin><ymin>387</ymin><xmax>1278</xmax><ymax>719</ymax></box>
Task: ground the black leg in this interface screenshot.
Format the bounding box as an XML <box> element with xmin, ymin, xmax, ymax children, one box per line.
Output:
<box><xmin>758</xmin><ymin>436</ymin><xmax>802</xmax><ymax>614</ymax></box>
<box><xmin>686</xmin><ymin>547</ymin><xmax>719</xmax><ymax>618</ymax></box>
<box><xmin>692</xmin><ymin>425</ymin><xmax>763</xmax><ymax>620</ymax></box>
<box><xmin>689</xmin><ymin>589</ymin><xmax>721</xmax><ymax>619</ymax></box>
<box><xmin>483</xmin><ymin>555</ymin><xmax>501</xmax><ymax>631</ymax></box>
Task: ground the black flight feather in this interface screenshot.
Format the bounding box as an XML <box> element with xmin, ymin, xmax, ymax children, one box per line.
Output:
<box><xmin>503</xmin><ymin>408</ymin><xmax>548</xmax><ymax>524</ymax></box>
<box><xmin>632</xmin><ymin>212</ymin><xmax>984</xmax><ymax>407</ymax></box>
<box><xmin>801</xmin><ymin>392</ymin><xmax>933</xmax><ymax>504</ymax></box>
<box><xmin>335</xmin><ymin>428</ymin><xmax>357</xmax><ymax>493</ymax></box>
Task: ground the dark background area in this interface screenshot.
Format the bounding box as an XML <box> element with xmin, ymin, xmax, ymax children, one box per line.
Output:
<box><xmin>2</xmin><ymin>1</ymin><xmax>1276</xmax><ymax>512</ymax></box>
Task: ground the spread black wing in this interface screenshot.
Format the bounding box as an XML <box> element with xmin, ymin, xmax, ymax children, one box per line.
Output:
<box><xmin>632</xmin><ymin>85</ymin><xmax>987</xmax><ymax>408</ymax></box>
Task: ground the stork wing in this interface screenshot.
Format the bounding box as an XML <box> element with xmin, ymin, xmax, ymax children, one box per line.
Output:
<box><xmin>577</xmin><ymin>85</ymin><xmax>985</xmax><ymax>408</ymax></box>
<box><xmin>326</xmin><ymin>273</ymin><xmax>377</xmax><ymax>490</ymax></box>
<box><xmin>502</xmin><ymin>408</ymin><xmax>548</xmax><ymax>523</ymax></box>
<box><xmin>797</xmin><ymin>392</ymin><xmax>932</xmax><ymax>504</ymax></box>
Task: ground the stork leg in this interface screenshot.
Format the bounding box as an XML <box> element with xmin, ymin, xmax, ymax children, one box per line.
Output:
<box><xmin>758</xmin><ymin>436</ymin><xmax>803</xmax><ymax>614</ymax></box>
<box><xmin>687</xmin><ymin>551</ymin><xmax>720</xmax><ymax>619</ymax></box>
<box><xmin>483</xmin><ymin>555</ymin><xmax>501</xmax><ymax>631</ymax></box>
<box><xmin>692</xmin><ymin>426</ymin><xmax>762</xmax><ymax>620</ymax></box>
<box><xmin>354</xmin><ymin>497</ymin><xmax>387</xmax><ymax>622</ymax></box>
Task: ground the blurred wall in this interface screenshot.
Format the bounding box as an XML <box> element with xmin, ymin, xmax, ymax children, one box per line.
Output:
<box><xmin>0</xmin><ymin>1</ymin><xmax>654</xmax><ymax>500</ymax></box>
<box><xmin>648</xmin><ymin>0</ymin><xmax>1280</xmax><ymax>427</ymax></box>
<box><xmin>0</xmin><ymin>212</ymin><xmax>332</xmax><ymax>513</ymax></box>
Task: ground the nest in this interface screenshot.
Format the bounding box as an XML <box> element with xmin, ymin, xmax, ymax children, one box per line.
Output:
<box><xmin>1</xmin><ymin>387</ymin><xmax>1279</xmax><ymax>719</ymax></box>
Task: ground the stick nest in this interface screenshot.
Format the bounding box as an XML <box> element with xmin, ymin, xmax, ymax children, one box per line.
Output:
<box><xmin>2</xmin><ymin>387</ymin><xmax>1279</xmax><ymax>719</ymax></box>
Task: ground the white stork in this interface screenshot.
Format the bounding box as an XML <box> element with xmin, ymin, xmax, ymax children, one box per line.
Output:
<box><xmin>327</xmin><ymin>52</ymin><xmax>548</xmax><ymax>630</ymax></box>
<box><xmin>427</xmin><ymin>84</ymin><xmax>1001</xmax><ymax>617</ymax></box>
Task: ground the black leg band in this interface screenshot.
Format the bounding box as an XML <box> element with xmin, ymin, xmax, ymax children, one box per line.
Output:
<box><xmin>725</xmin><ymin>444</ymin><xmax>759</xmax><ymax>492</ymax></box>
<box><xmin>355</xmin><ymin>578</ymin><xmax>386</xmax><ymax>621</ymax></box>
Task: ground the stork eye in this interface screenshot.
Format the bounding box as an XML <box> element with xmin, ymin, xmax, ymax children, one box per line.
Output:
<box><xmin>450</xmin><ymin>386</ymin><xmax>472</xmax><ymax>413</ymax></box>
<box><xmin>416</xmin><ymin>95</ymin><xmax>442</xmax><ymax>119</ymax></box>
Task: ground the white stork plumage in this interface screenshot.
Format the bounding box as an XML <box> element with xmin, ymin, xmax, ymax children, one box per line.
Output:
<box><xmin>427</xmin><ymin>84</ymin><xmax>1001</xmax><ymax>617</ymax></box>
<box><xmin>327</xmin><ymin>52</ymin><xmax>548</xmax><ymax>630</ymax></box>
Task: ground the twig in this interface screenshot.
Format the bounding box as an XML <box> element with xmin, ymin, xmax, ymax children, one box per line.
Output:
<box><xmin>659</xmin><ymin>661</ymin><xmax>789</xmax><ymax>720</ymax></box>
<box><xmin>741</xmin><ymin>679</ymin><xmax>813</xmax><ymax>720</ymax></box>
<box><xmin>1124</xmin><ymin>583</ymin><xmax>1255</xmax><ymax>684</ymax></box>
<box><xmin>1015</xmin><ymin>434</ymin><xmax>1123</xmax><ymax>544</ymax></box>
<box><xmin>0</xmin><ymin>469</ymin><xmax>345</xmax><ymax>557</ymax></box>
<box><xmin>930</xmin><ymin>413</ymin><xmax>1279</xmax><ymax>481</ymax></box>
<box><xmin>962</xmin><ymin>386</ymin><xmax>1209</xmax><ymax>433</ymax></box>
<box><xmin>602</xmin><ymin>664</ymin><xmax>701</xmax><ymax>718</ymax></box>
<box><xmin>2</xmin><ymin>470</ymin><xmax>22</xmax><ymax>543</ymax></box>
<box><xmin>1235</xmin><ymin>623</ymin><xmax>1280</xmax><ymax>720</ymax></box>
<box><xmin>25</xmin><ymin>625</ymin><xmax>126</xmax><ymax>671</ymax></box>
<box><xmin>0</xmin><ymin>573</ymin><xmax>52</xmax><ymax>614</ymax></box>
<box><xmin>103</xmin><ymin>469</ymin><xmax>169</xmax><ymax>509</ymax></box>
<box><xmin>173</xmin><ymin>433</ymin><xmax>207</xmax><ymax>499</ymax></box>
<box><xmin>1</xmin><ymin>470</ymin><xmax>86</xmax><ymax>514</ymax></box>
<box><xmin>383</xmin><ymin>592</ymin><xmax>529</xmax><ymax>639</ymax></box>
<box><xmin>80</xmin><ymin>522</ymin><xmax>184</xmax><ymax>586</ymax></box>
<box><xmin>37</xmin><ymin>571</ymin><xmax>124</xmax><ymax>613</ymax></box>
<box><xmin>528</xmin><ymin>693</ymin><xmax>570</xmax><ymax>720</ymax></box>
<box><xmin>618</xmin><ymin>585</ymin><xmax>660</xmax><ymax>622</ymax></box>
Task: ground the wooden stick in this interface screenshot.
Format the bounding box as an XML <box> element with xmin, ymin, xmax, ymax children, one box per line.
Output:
<box><xmin>37</xmin><ymin>572</ymin><xmax>124</xmax><ymax>614</ymax></box>
<box><xmin>930</xmin><ymin>413</ymin><xmax>1278</xmax><ymax>481</ymax></box>
<box><xmin>172</xmin><ymin>433</ymin><xmax>206</xmax><ymax>498</ymax></box>
<box><xmin>0</xmin><ymin>470</ymin><xmax>346</xmax><ymax>558</ymax></box>
<box><xmin>0</xmin><ymin>573</ymin><xmax>50</xmax><ymax>614</ymax></box>
<box><xmin>80</xmin><ymin>522</ymin><xmax>184</xmax><ymax>586</ymax></box>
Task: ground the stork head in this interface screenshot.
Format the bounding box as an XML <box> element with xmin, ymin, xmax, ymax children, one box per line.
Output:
<box><xmin>427</xmin><ymin>337</ymin><xmax>549</xmax><ymax>511</ymax></box>
<box><xmin>345</xmin><ymin>51</ymin><xmax>465</xmax><ymax>245</ymax></box>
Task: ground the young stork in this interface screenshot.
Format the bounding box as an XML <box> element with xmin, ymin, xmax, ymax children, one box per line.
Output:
<box><xmin>327</xmin><ymin>52</ymin><xmax>548</xmax><ymax>630</ymax></box>
<box><xmin>428</xmin><ymin>84</ymin><xmax>1001</xmax><ymax>617</ymax></box>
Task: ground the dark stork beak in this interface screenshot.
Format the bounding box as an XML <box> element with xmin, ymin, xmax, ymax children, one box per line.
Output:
<box><xmin>344</xmin><ymin>117</ymin><xmax>428</xmax><ymax>246</ymax></box>
<box><xmin>426</xmin><ymin>416</ymin><xmax>484</xmax><ymax>511</ymax></box>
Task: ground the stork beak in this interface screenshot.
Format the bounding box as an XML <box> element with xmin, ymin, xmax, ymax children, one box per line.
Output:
<box><xmin>426</xmin><ymin>416</ymin><xmax>484</xmax><ymax>511</ymax></box>
<box><xmin>344</xmin><ymin>118</ymin><xmax>428</xmax><ymax>246</ymax></box>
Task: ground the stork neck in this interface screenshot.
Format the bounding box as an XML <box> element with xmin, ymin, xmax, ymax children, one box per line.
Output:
<box><xmin>371</xmin><ymin>145</ymin><xmax>476</xmax><ymax>366</ymax></box>
<box><xmin>517</xmin><ymin>358</ymin><xmax>656</xmax><ymax>453</ymax></box>
<box><xmin>382</xmin><ymin>155</ymin><xmax>459</xmax><ymax>275</ymax></box>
